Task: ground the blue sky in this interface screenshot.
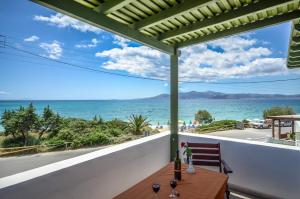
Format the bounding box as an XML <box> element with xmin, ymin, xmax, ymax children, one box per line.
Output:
<box><xmin>0</xmin><ymin>0</ymin><xmax>299</xmax><ymax>100</ymax></box>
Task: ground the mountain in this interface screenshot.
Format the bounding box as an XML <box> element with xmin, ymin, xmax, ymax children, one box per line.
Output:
<box><xmin>141</xmin><ymin>91</ymin><xmax>300</xmax><ymax>100</ymax></box>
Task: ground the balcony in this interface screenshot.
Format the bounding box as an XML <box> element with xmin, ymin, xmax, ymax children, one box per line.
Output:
<box><xmin>0</xmin><ymin>132</ymin><xmax>299</xmax><ymax>199</ymax></box>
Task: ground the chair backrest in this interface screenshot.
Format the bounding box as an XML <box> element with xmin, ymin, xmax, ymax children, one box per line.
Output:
<box><xmin>187</xmin><ymin>142</ymin><xmax>222</xmax><ymax>173</ymax></box>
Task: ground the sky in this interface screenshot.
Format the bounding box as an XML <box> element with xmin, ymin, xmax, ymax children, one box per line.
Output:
<box><xmin>0</xmin><ymin>0</ymin><xmax>300</xmax><ymax>100</ymax></box>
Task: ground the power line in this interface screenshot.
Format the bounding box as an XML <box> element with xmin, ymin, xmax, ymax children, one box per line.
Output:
<box><xmin>2</xmin><ymin>40</ymin><xmax>300</xmax><ymax>85</ymax></box>
<box><xmin>182</xmin><ymin>77</ymin><xmax>300</xmax><ymax>84</ymax></box>
<box><xmin>5</xmin><ymin>44</ymin><xmax>167</xmax><ymax>82</ymax></box>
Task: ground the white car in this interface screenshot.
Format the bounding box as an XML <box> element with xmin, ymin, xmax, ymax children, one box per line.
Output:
<box><xmin>252</xmin><ymin>120</ymin><xmax>269</xmax><ymax>129</ymax></box>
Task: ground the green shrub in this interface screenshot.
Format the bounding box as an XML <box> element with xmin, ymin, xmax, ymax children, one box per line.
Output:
<box><xmin>196</xmin><ymin>120</ymin><xmax>238</xmax><ymax>133</ymax></box>
<box><xmin>1</xmin><ymin>135</ymin><xmax>40</xmax><ymax>148</ymax></box>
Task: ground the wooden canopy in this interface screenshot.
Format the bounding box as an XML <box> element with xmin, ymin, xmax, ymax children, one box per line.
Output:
<box><xmin>33</xmin><ymin>0</ymin><xmax>300</xmax><ymax>55</ymax></box>
<box><xmin>287</xmin><ymin>19</ymin><xmax>300</xmax><ymax>68</ymax></box>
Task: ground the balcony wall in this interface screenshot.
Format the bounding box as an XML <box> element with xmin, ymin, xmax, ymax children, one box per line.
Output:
<box><xmin>1</xmin><ymin>131</ymin><xmax>299</xmax><ymax>199</ymax></box>
<box><xmin>179</xmin><ymin>132</ymin><xmax>300</xmax><ymax>199</ymax></box>
<box><xmin>0</xmin><ymin>132</ymin><xmax>170</xmax><ymax>199</ymax></box>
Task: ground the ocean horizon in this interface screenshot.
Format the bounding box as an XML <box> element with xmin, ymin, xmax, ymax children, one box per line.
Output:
<box><xmin>1</xmin><ymin>98</ymin><xmax>300</xmax><ymax>131</ymax></box>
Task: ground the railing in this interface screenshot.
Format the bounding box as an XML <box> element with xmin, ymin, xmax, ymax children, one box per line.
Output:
<box><xmin>0</xmin><ymin>142</ymin><xmax>71</xmax><ymax>157</ymax></box>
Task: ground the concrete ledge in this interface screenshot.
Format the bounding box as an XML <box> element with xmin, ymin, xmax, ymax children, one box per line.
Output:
<box><xmin>0</xmin><ymin>132</ymin><xmax>170</xmax><ymax>199</ymax></box>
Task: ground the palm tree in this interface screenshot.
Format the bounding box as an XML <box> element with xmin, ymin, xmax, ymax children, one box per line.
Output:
<box><xmin>128</xmin><ymin>114</ymin><xmax>150</xmax><ymax>135</ymax></box>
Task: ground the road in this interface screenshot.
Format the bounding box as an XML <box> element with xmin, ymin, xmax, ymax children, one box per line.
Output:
<box><xmin>207</xmin><ymin>127</ymin><xmax>292</xmax><ymax>142</ymax></box>
<box><xmin>0</xmin><ymin>127</ymin><xmax>292</xmax><ymax>178</ymax></box>
<box><xmin>0</xmin><ymin>146</ymin><xmax>107</xmax><ymax>178</ymax></box>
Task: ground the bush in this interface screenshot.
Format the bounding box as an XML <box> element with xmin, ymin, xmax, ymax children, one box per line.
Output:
<box><xmin>196</xmin><ymin>120</ymin><xmax>238</xmax><ymax>133</ymax></box>
<box><xmin>195</xmin><ymin>110</ymin><xmax>213</xmax><ymax>124</ymax></box>
<box><xmin>263</xmin><ymin>107</ymin><xmax>295</xmax><ymax>119</ymax></box>
<box><xmin>1</xmin><ymin>135</ymin><xmax>40</xmax><ymax>148</ymax></box>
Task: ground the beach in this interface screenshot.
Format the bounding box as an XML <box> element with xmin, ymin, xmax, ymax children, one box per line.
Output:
<box><xmin>1</xmin><ymin>98</ymin><xmax>299</xmax><ymax>130</ymax></box>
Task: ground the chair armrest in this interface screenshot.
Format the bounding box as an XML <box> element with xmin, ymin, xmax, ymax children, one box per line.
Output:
<box><xmin>221</xmin><ymin>159</ymin><xmax>233</xmax><ymax>174</ymax></box>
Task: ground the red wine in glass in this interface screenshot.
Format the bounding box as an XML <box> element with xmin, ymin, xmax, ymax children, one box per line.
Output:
<box><xmin>169</xmin><ymin>180</ymin><xmax>177</xmax><ymax>198</ymax></box>
<box><xmin>152</xmin><ymin>183</ymin><xmax>160</xmax><ymax>198</ymax></box>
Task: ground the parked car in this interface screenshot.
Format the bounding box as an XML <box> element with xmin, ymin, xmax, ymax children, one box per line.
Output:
<box><xmin>252</xmin><ymin>119</ymin><xmax>270</xmax><ymax>129</ymax></box>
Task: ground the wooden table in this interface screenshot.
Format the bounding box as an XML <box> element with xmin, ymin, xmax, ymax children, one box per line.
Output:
<box><xmin>114</xmin><ymin>163</ymin><xmax>228</xmax><ymax>199</ymax></box>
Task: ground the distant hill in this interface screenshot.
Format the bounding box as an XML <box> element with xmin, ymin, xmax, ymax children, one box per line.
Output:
<box><xmin>140</xmin><ymin>91</ymin><xmax>300</xmax><ymax>100</ymax></box>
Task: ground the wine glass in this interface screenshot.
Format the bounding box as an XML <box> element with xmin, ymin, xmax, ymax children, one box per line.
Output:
<box><xmin>169</xmin><ymin>180</ymin><xmax>177</xmax><ymax>198</ymax></box>
<box><xmin>152</xmin><ymin>183</ymin><xmax>160</xmax><ymax>198</ymax></box>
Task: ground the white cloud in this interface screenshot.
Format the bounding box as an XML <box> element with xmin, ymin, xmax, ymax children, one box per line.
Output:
<box><xmin>75</xmin><ymin>38</ymin><xmax>100</xmax><ymax>48</ymax></box>
<box><xmin>39</xmin><ymin>40</ymin><xmax>62</xmax><ymax>59</ymax></box>
<box><xmin>96</xmin><ymin>46</ymin><xmax>169</xmax><ymax>79</ymax></box>
<box><xmin>113</xmin><ymin>35</ymin><xmax>131</xmax><ymax>48</ymax></box>
<box><xmin>24</xmin><ymin>35</ymin><xmax>39</xmax><ymax>42</ymax></box>
<box><xmin>33</xmin><ymin>13</ymin><xmax>102</xmax><ymax>34</ymax></box>
<box><xmin>95</xmin><ymin>35</ymin><xmax>291</xmax><ymax>81</ymax></box>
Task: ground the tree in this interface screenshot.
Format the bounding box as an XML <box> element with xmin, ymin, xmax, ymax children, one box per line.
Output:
<box><xmin>263</xmin><ymin>107</ymin><xmax>295</xmax><ymax>119</ymax></box>
<box><xmin>38</xmin><ymin>106</ymin><xmax>62</xmax><ymax>139</ymax></box>
<box><xmin>1</xmin><ymin>110</ymin><xmax>17</xmax><ymax>139</ymax></box>
<box><xmin>0</xmin><ymin>103</ymin><xmax>39</xmax><ymax>145</ymax></box>
<box><xmin>128</xmin><ymin>114</ymin><xmax>150</xmax><ymax>135</ymax></box>
<box><xmin>195</xmin><ymin>110</ymin><xmax>213</xmax><ymax>124</ymax></box>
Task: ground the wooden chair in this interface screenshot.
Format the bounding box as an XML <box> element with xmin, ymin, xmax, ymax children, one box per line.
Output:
<box><xmin>187</xmin><ymin>142</ymin><xmax>233</xmax><ymax>199</ymax></box>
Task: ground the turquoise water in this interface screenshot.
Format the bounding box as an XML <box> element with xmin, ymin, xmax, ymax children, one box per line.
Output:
<box><xmin>0</xmin><ymin>99</ymin><xmax>299</xmax><ymax>130</ymax></box>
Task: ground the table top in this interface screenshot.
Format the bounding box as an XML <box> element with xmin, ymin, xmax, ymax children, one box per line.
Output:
<box><xmin>114</xmin><ymin>163</ymin><xmax>228</xmax><ymax>199</ymax></box>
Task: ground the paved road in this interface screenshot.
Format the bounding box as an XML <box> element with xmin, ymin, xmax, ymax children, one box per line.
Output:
<box><xmin>0</xmin><ymin>127</ymin><xmax>292</xmax><ymax>178</ymax></box>
<box><xmin>208</xmin><ymin>127</ymin><xmax>292</xmax><ymax>142</ymax></box>
<box><xmin>0</xmin><ymin>146</ymin><xmax>107</xmax><ymax>178</ymax></box>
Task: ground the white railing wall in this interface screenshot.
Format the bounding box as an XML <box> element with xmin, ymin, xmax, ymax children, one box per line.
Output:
<box><xmin>179</xmin><ymin>133</ymin><xmax>300</xmax><ymax>199</ymax></box>
<box><xmin>0</xmin><ymin>132</ymin><xmax>170</xmax><ymax>199</ymax></box>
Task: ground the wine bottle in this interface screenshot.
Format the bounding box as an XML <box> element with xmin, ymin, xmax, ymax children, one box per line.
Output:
<box><xmin>174</xmin><ymin>149</ymin><xmax>182</xmax><ymax>180</ymax></box>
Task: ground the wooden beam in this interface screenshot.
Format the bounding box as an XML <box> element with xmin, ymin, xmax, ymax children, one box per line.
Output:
<box><xmin>178</xmin><ymin>10</ymin><xmax>300</xmax><ymax>48</ymax></box>
<box><xmin>288</xmin><ymin>60</ymin><xmax>300</xmax><ymax>64</ymax></box>
<box><xmin>32</xmin><ymin>0</ymin><xmax>175</xmax><ymax>55</ymax></box>
<box><xmin>170</xmin><ymin>49</ymin><xmax>179</xmax><ymax>161</ymax></box>
<box><xmin>99</xmin><ymin>0</ymin><xmax>136</xmax><ymax>14</ymax></box>
<box><xmin>289</xmin><ymin>51</ymin><xmax>300</xmax><ymax>57</ymax></box>
<box><xmin>272</xmin><ymin>120</ymin><xmax>275</xmax><ymax>138</ymax></box>
<box><xmin>289</xmin><ymin>55</ymin><xmax>300</xmax><ymax>60</ymax></box>
<box><xmin>134</xmin><ymin>0</ymin><xmax>213</xmax><ymax>30</ymax></box>
<box><xmin>288</xmin><ymin>65</ymin><xmax>300</xmax><ymax>68</ymax></box>
<box><xmin>160</xmin><ymin>0</ymin><xmax>296</xmax><ymax>41</ymax></box>
<box><xmin>292</xmin><ymin>36</ymin><xmax>300</xmax><ymax>43</ymax></box>
<box><xmin>290</xmin><ymin>45</ymin><xmax>300</xmax><ymax>52</ymax></box>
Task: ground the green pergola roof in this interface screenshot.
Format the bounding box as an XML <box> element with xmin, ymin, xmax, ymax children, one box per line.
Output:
<box><xmin>287</xmin><ymin>19</ymin><xmax>300</xmax><ymax>68</ymax></box>
<box><xmin>33</xmin><ymin>0</ymin><xmax>300</xmax><ymax>55</ymax></box>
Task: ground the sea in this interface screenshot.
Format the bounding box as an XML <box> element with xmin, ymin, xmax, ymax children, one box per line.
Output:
<box><xmin>0</xmin><ymin>99</ymin><xmax>300</xmax><ymax>130</ymax></box>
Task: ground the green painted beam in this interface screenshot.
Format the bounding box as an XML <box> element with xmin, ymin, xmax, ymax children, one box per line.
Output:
<box><xmin>288</xmin><ymin>65</ymin><xmax>300</xmax><ymax>69</ymax></box>
<box><xmin>292</xmin><ymin>36</ymin><xmax>300</xmax><ymax>43</ymax></box>
<box><xmin>134</xmin><ymin>0</ymin><xmax>212</xmax><ymax>30</ymax></box>
<box><xmin>289</xmin><ymin>55</ymin><xmax>300</xmax><ymax>60</ymax></box>
<box><xmin>32</xmin><ymin>0</ymin><xmax>175</xmax><ymax>55</ymax></box>
<box><xmin>178</xmin><ymin>10</ymin><xmax>300</xmax><ymax>48</ymax></box>
<box><xmin>159</xmin><ymin>0</ymin><xmax>296</xmax><ymax>41</ymax></box>
<box><xmin>288</xmin><ymin>63</ymin><xmax>300</xmax><ymax>68</ymax></box>
<box><xmin>170</xmin><ymin>49</ymin><xmax>179</xmax><ymax>161</ymax></box>
<box><xmin>98</xmin><ymin>0</ymin><xmax>136</xmax><ymax>14</ymax></box>
<box><xmin>288</xmin><ymin>60</ymin><xmax>300</xmax><ymax>64</ymax></box>
<box><xmin>290</xmin><ymin>46</ymin><xmax>300</xmax><ymax>52</ymax></box>
<box><xmin>290</xmin><ymin>51</ymin><xmax>300</xmax><ymax>57</ymax></box>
